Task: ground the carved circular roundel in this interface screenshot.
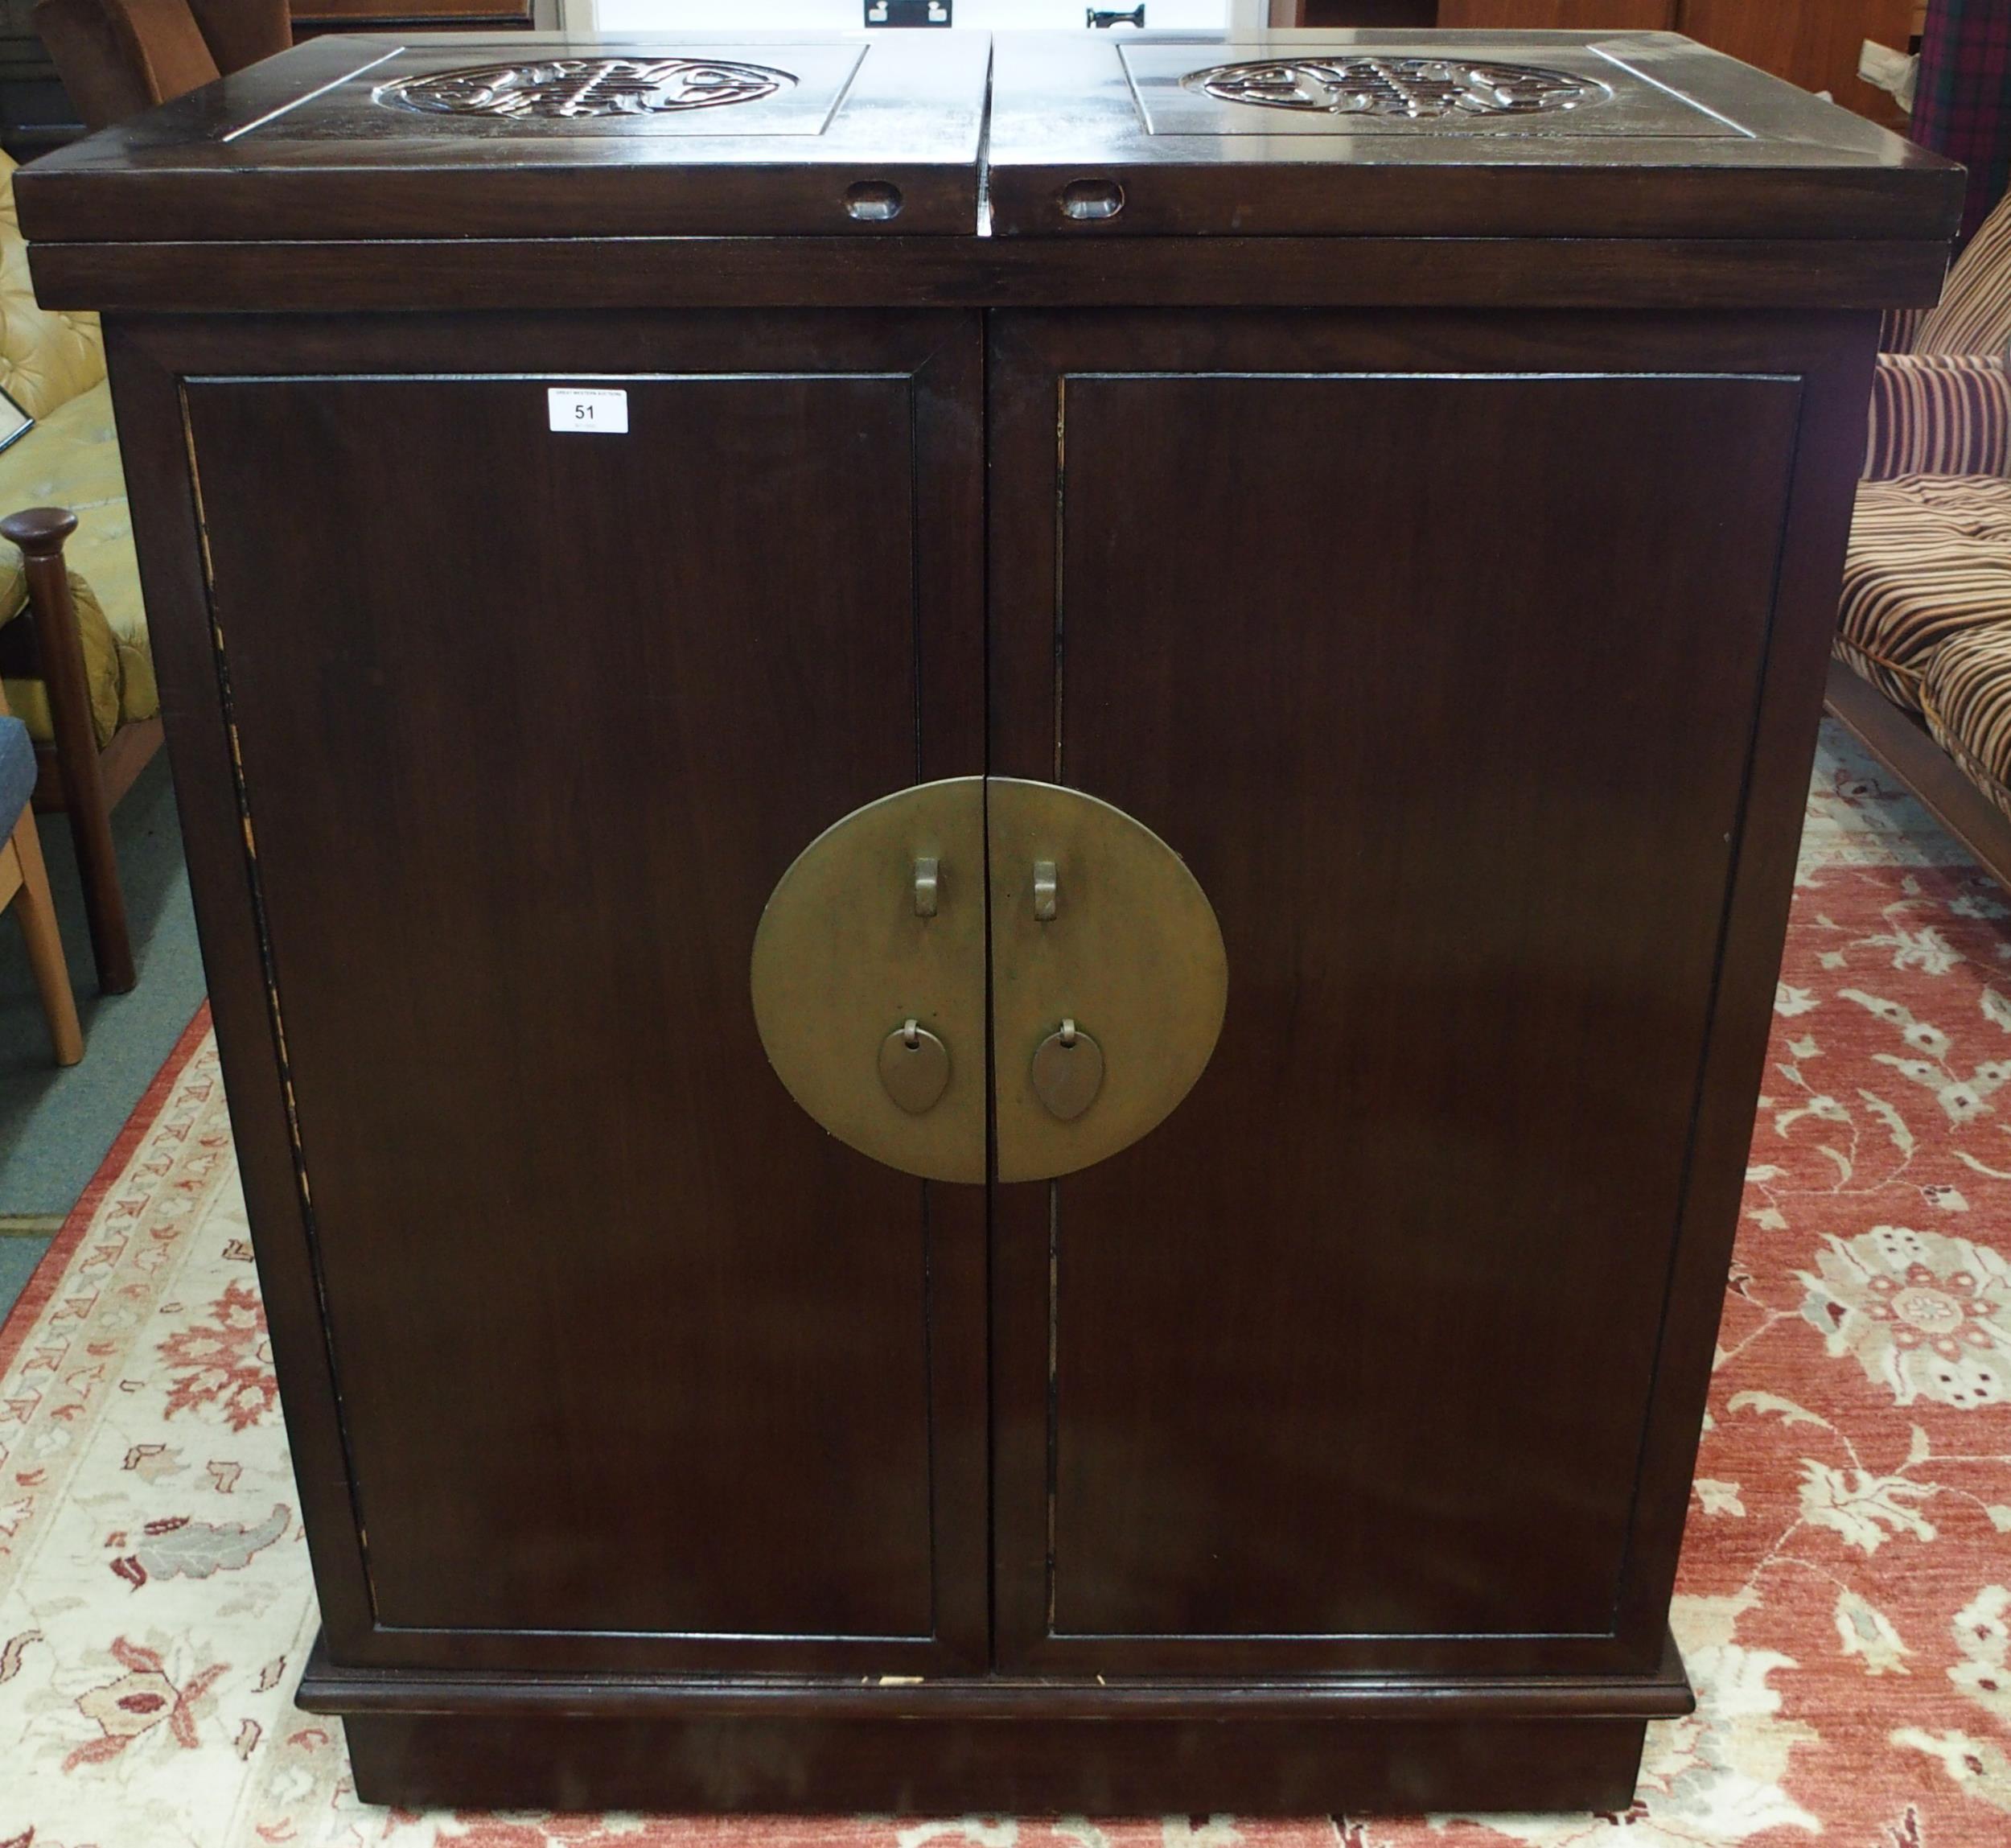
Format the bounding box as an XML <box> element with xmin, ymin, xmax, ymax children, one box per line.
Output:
<box><xmin>1182</xmin><ymin>56</ymin><xmax>1606</xmax><ymax>120</ymax></box>
<box><xmin>376</xmin><ymin>57</ymin><xmax>796</xmax><ymax>120</ymax></box>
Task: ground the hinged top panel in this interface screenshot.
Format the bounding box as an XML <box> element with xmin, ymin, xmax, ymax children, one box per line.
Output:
<box><xmin>14</xmin><ymin>30</ymin><xmax>989</xmax><ymax>241</ymax></box>
<box><xmin>14</xmin><ymin>25</ymin><xmax>1962</xmax><ymax>307</ymax></box>
<box><xmin>989</xmin><ymin>29</ymin><xmax>1961</xmax><ymax>238</ymax></box>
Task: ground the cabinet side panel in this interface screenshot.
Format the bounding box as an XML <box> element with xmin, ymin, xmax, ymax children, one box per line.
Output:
<box><xmin>104</xmin><ymin>321</ymin><xmax>380</xmax><ymax>1655</ymax></box>
<box><xmin>1612</xmin><ymin>315</ymin><xmax>1881</xmax><ymax>1652</ymax></box>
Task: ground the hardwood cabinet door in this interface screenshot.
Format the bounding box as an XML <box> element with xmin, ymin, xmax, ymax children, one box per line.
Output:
<box><xmin>985</xmin><ymin>310</ymin><xmax>1847</xmax><ymax>1677</ymax></box>
<box><xmin>147</xmin><ymin>311</ymin><xmax>986</xmax><ymax>1675</ymax></box>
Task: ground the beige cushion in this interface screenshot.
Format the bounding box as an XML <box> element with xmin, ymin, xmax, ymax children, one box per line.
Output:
<box><xmin>1836</xmin><ymin>475</ymin><xmax>2011</xmax><ymax>713</ymax></box>
<box><xmin>0</xmin><ymin>151</ymin><xmax>105</xmax><ymax>419</ymax></box>
<box><xmin>0</xmin><ymin>380</ymin><xmax>154</xmax><ymax>746</ymax></box>
<box><xmin>0</xmin><ymin>146</ymin><xmax>151</xmax><ymax>751</ymax></box>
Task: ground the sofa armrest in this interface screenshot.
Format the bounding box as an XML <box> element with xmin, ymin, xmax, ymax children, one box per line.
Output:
<box><xmin>1865</xmin><ymin>352</ymin><xmax>2011</xmax><ymax>479</ymax></box>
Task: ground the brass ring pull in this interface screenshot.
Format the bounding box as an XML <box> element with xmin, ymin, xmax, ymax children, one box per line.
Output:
<box><xmin>1030</xmin><ymin>1018</ymin><xmax>1104</xmax><ymax>1121</ymax></box>
<box><xmin>880</xmin><ymin>1019</ymin><xmax>952</xmax><ymax>1114</ymax></box>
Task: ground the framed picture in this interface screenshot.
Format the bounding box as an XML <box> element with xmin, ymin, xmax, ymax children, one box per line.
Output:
<box><xmin>0</xmin><ymin>388</ymin><xmax>33</xmax><ymax>458</ymax></box>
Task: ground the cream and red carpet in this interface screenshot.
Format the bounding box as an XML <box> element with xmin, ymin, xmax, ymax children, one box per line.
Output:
<box><xmin>3</xmin><ymin>732</ymin><xmax>2011</xmax><ymax>1847</ymax></box>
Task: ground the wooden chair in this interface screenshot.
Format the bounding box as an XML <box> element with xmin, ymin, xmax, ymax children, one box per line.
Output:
<box><xmin>0</xmin><ymin>679</ymin><xmax>82</xmax><ymax>1066</ymax></box>
<box><xmin>0</xmin><ymin>141</ymin><xmax>165</xmax><ymax>997</ymax></box>
<box><xmin>34</xmin><ymin>0</ymin><xmax>290</xmax><ymax>131</ymax></box>
<box><xmin>0</xmin><ymin>506</ymin><xmax>153</xmax><ymax>994</ymax></box>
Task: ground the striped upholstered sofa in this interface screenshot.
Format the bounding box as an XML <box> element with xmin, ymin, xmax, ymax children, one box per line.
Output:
<box><xmin>1828</xmin><ymin>190</ymin><xmax>2011</xmax><ymax>882</ymax></box>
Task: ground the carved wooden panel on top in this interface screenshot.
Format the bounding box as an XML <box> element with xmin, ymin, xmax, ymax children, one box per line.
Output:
<box><xmin>376</xmin><ymin>56</ymin><xmax>800</xmax><ymax>121</ymax></box>
<box><xmin>348</xmin><ymin>43</ymin><xmax>866</xmax><ymax>138</ymax></box>
<box><xmin>1178</xmin><ymin>55</ymin><xmax>1608</xmax><ymax>121</ymax></box>
<box><xmin>1122</xmin><ymin>38</ymin><xmax>1749</xmax><ymax>138</ymax></box>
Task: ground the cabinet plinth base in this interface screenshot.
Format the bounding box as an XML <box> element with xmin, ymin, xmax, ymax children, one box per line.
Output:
<box><xmin>302</xmin><ymin>1635</ymin><xmax>1692</xmax><ymax>1816</ymax></box>
<box><xmin>338</xmin><ymin>1710</ymin><xmax>1654</xmax><ymax>1814</ymax></box>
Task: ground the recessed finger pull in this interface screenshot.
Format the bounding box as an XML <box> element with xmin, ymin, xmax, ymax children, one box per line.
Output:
<box><xmin>1030</xmin><ymin>1019</ymin><xmax>1104</xmax><ymax>1121</ymax></box>
<box><xmin>844</xmin><ymin>179</ymin><xmax>904</xmax><ymax>223</ymax></box>
<box><xmin>1059</xmin><ymin>177</ymin><xmax>1125</xmax><ymax>222</ymax></box>
<box><xmin>880</xmin><ymin>1019</ymin><xmax>952</xmax><ymax>1114</ymax></box>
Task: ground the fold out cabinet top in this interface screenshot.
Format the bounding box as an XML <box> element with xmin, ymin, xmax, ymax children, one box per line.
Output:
<box><xmin>12</xmin><ymin>28</ymin><xmax>1960</xmax><ymax>262</ymax></box>
<box><xmin>985</xmin><ymin>31</ymin><xmax>1962</xmax><ymax>238</ymax></box>
<box><xmin>11</xmin><ymin>31</ymin><xmax>992</xmax><ymax>241</ymax></box>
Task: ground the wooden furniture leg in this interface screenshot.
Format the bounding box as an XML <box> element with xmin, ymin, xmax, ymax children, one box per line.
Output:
<box><xmin>0</xmin><ymin>507</ymin><xmax>135</xmax><ymax>993</ymax></box>
<box><xmin>0</xmin><ymin>809</ymin><xmax>84</xmax><ymax>1064</ymax></box>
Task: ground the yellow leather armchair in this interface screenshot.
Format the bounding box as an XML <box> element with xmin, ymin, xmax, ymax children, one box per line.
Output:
<box><xmin>0</xmin><ymin>148</ymin><xmax>161</xmax><ymax>993</ymax></box>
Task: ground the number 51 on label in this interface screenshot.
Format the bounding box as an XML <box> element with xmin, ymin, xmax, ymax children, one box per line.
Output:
<box><xmin>548</xmin><ymin>387</ymin><xmax>629</xmax><ymax>434</ymax></box>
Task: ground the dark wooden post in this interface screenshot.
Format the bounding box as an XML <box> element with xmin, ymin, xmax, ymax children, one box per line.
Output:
<box><xmin>0</xmin><ymin>506</ymin><xmax>135</xmax><ymax>993</ymax></box>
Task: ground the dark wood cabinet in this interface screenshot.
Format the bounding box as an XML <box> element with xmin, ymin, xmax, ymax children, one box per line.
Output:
<box><xmin>14</xmin><ymin>23</ymin><xmax>1959</xmax><ymax>1817</ymax></box>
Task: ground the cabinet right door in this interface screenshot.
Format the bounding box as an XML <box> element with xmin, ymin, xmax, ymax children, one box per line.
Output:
<box><xmin>987</xmin><ymin>310</ymin><xmax>1863</xmax><ymax>1677</ymax></box>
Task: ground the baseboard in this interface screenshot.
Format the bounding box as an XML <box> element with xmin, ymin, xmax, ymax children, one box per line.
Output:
<box><xmin>299</xmin><ymin>1631</ymin><xmax>1692</xmax><ymax>1814</ymax></box>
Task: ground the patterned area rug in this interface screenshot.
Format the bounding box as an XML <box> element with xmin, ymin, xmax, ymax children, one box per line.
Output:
<box><xmin>4</xmin><ymin>729</ymin><xmax>2011</xmax><ymax>1848</ymax></box>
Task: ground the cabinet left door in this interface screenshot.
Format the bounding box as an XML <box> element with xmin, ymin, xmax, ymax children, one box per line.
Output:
<box><xmin>112</xmin><ymin>311</ymin><xmax>989</xmax><ymax>1677</ymax></box>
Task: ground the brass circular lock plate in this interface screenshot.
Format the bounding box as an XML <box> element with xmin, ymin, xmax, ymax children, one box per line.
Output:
<box><xmin>989</xmin><ymin>780</ymin><xmax>1227</xmax><ymax>1183</ymax></box>
<box><xmin>751</xmin><ymin>778</ymin><xmax>986</xmax><ymax>1183</ymax></box>
<box><xmin>753</xmin><ymin>776</ymin><xmax>1226</xmax><ymax>1185</ymax></box>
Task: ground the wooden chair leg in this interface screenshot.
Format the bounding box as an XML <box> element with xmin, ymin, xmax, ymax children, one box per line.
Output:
<box><xmin>6</xmin><ymin>814</ymin><xmax>84</xmax><ymax>1065</ymax></box>
<box><xmin>0</xmin><ymin>507</ymin><xmax>134</xmax><ymax>993</ymax></box>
